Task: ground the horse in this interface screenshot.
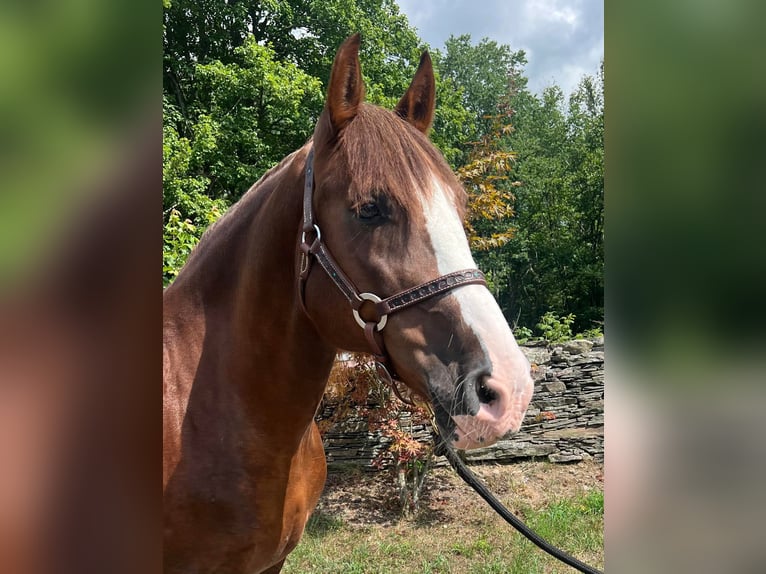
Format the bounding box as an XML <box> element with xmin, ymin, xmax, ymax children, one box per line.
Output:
<box><xmin>163</xmin><ymin>34</ymin><xmax>534</xmax><ymax>573</ymax></box>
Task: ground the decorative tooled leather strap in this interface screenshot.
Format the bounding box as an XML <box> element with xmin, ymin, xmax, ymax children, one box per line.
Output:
<box><xmin>374</xmin><ymin>269</ymin><xmax>486</xmax><ymax>317</ymax></box>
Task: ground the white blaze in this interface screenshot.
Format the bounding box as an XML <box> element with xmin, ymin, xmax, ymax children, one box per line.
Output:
<box><xmin>421</xmin><ymin>177</ymin><xmax>533</xmax><ymax>449</ymax></box>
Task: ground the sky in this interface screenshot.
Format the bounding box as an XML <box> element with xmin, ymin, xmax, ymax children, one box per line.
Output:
<box><xmin>395</xmin><ymin>0</ymin><xmax>603</xmax><ymax>97</ymax></box>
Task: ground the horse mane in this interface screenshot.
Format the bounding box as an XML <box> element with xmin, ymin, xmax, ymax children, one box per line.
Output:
<box><xmin>335</xmin><ymin>104</ymin><xmax>467</xmax><ymax>220</ymax></box>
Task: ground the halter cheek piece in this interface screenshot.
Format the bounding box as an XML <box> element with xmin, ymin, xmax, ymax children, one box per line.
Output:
<box><xmin>298</xmin><ymin>147</ymin><xmax>487</xmax><ymax>394</ymax></box>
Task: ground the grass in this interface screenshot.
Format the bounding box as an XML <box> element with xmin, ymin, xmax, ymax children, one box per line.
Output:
<box><xmin>283</xmin><ymin>490</ymin><xmax>603</xmax><ymax>573</ymax></box>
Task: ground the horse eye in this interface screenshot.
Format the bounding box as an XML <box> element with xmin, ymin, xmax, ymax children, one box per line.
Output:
<box><xmin>358</xmin><ymin>202</ymin><xmax>381</xmax><ymax>220</ymax></box>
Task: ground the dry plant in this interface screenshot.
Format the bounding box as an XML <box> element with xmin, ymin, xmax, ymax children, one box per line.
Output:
<box><xmin>320</xmin><ymin>354</ymin><xmax>436</xmax><ymax>516</ymax></box>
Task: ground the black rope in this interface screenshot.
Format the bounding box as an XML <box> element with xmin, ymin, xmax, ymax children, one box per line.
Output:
<box><xmin>434</xmin><ymin>435</ymin><xmax>603</xmax><ymax>574</ymax></box>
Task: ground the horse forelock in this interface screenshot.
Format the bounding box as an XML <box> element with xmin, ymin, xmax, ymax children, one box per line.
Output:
<box><xmin>327</xmin><ymin>104</ymin><xmax>466</xmax><ymax>222</ymax></box>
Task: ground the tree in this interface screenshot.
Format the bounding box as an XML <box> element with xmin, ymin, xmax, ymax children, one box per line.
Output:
<box><xmin>190</xmin><ymin>38</ymin><xmax>324</xmax><ymax>201</ymax></box>
<box><xmin>459</xmin><ymin>105</ymin><xmax>518</xmax><ymax>252</ymax></box>
<box><xmin>563</xmin><ymin>65</ymin><xmax>605</xmax><ymax>329</ymax></box>
<box><xmin>496</xmin><ymin>69</ymin><xmax>604</xmax><ymax>334</ymax></box>
<box><xmin>163</xmin><ymin>96</ymin><xmax>228</xmax><ymax>285</ymax></box>
<box><xmin>163</xmin><ymin>0</ymin><xmax>427</xmax><ymax>129</ymax></box>
<box><xmin>435</xmin><ymin>34</ymin><xmax>527</xmax><ymax>150</ymax></box>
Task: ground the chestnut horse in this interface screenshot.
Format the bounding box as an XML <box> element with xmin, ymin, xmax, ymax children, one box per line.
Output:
<box><xmin>163</xmin><ymin>35</ymin><xmax>534</xmax><ymax>573</ymax></box>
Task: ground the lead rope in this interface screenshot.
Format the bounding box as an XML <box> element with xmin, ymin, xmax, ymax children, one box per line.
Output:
<box><xmin>423</xmin><ymin>408</ymin><xmax>604</xmax><ymax>574</ymax></box>
<box><xmin>381</xmin><ymin>386</ymin><xmax>604</xmax><ymax>573</ymax></box>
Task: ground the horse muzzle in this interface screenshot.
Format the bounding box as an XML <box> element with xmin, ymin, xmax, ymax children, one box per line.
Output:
<box><xmin>449</xmin><ymin>370</ymin><xmax>534</xmax><ymax>450</ymax></box>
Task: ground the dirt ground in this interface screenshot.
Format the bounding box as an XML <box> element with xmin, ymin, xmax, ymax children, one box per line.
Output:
<box><xmin>317</xmin><ymin>459</ymin><xmax>604</xmax><ymax>527</ymax></box>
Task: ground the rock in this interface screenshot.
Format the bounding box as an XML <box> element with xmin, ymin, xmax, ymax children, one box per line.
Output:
<box><xmin>542</xmin><ymin>381</ymin><xmax>567</xmax><ymax>394</ymax></box>
<box><xmin>521</xmin><ymin>347</ymin><xmax>552</xmax><ymax>366</ymax></box>
<box><xmin>523</xmin><ymin>339</ymin><xmax>550</xmax><ymax>348</ymax></box>
<box><xmin>563</xmin><ymin>339</ymin><xmax>593</xmax><ymax>354</ymax></box>
<box><xmin>542</xmin><ymin>427</ymin><xmax>603</xmax><ymax>440</ymax></box>
<box><xmin>464</xmin><ymin>442</ymin><xmax>556</xmax><ymax>461</ymax></box>
<box><xmin>530</xmin><ymin>365</ymin><xmax>547</xmax><ymax>382</ymax></box>
<box><xmin>583</xmin><ymin>399</ymin><xmax>604</xmax><ymax>413</ymax></box>
<box><xmin>549</xmin><ymin>453</ymin><xmax>584</xmax><ymax>463</ymax></box>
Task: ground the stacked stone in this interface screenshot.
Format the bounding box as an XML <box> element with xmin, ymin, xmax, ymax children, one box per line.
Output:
<box><xmin>465</xmin><ymin>337</ymin><xmax>604</xmax><ymax>464</ymax></box>
<box><xmin>317</xmin><ymin>337</ymin><xmax>604</xmax><ymax>469</ymax></box>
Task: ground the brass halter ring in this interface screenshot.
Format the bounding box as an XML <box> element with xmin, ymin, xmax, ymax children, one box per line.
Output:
<box><xmin>352</xmin><ymin>292</ymin><xmax>388</xmax><ymax>330</ymax></box>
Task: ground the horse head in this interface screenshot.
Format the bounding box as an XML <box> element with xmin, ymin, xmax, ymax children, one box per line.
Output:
<box><xmin>301</xmin><ymin>34</ymin><xmax>533</xmax><ymax>450</ymax></box>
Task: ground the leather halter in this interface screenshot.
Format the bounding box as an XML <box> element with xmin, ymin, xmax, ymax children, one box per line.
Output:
<box><xmin>298</xmin><ymin>147</ymin><xmax>487</xmax><ymax>392</ymax></box>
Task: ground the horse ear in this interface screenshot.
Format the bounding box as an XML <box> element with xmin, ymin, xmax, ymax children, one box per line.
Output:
<box><xmin>326</xmin><ymin>34</ymin><xmax>365</xmax><ymax>133</ymax></box>
<box><xmin>395</xmin><ymin>52</ymin><xmax>436</xmax><ymax>134</ymax></box>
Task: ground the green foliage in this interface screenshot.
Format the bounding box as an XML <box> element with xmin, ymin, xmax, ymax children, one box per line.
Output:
<box><xmin>163</xmin><ymin>99</ymin><xmax>212</xmax><ymax>211</ymax></box>
<box><xmin>527</xmin><ymin>493</ymin><xmax>604</xmax><ymax>549</ymax></box>
<box><xmin>514</xmin><ymin>326</ymin><xmax>534</xmax><ymax>344</ymax></box>
<box><xmin>576</xmin><ymin>326</ymin><xmax>605</xmax><ymax>340</ymax></box>
<box><xmin>536</xmin><ymin>312</ymin><xmax>575</xmax><ymax>343</ymax></box>
<box><xmin>431</xmin><ymin>74</ymin><xmax>476</xmax><ymax>168</ymax></box>
<box><xmin>164</xmin><ymin>0</ymin><xmax>428</xmax><ymax>121</ymax></box>
<box><xmin>580</xmin><ymin>490</ymin><xmax>604</xmax><ymax>516</ymax></box>
<box><xmin>304</xmin><ymin>511</ymin><xmax>345</xmax><ymax>538</ymax></box>
<box><xmin>451</xmin><ymin>537</ymin><xmax>494</xmax><ymax>558</ymax></box>
<box><xmin>476</xmin><ymin>70</ymin><xmax>604</xmax><ymax>333</ymax></box>
<box><xmin>163</xmin><ymin>210</ymin><xmax>200</xmax><ymax>286</ymax></box>
<box><xmin>192</xmin><ymin>38</ymin><xmax>324</xmax><ymax>201</ymax></box>
<box><xmin>435</xmin><ymin>35</ymin><xmax>527</xmax><ymax>139</ymax></box>
<box><xmin>163</xmin><ymin>97</ymin><xmax>227</xmax><ymax>285</ymax></box>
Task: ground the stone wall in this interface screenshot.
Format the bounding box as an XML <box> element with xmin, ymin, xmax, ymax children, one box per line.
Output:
<box><xmin>316</xmin><ymin>338</ymin><xmax>604</xmax><ymax>468</ymax></box>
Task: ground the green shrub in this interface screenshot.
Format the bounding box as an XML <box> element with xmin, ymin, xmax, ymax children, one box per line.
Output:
<box><xmin>536</xmin><ymin>312</ymin><xmax>575</xmax><ymax>343</ymax></box>
<box><xmin>513</xmin><ymin>325</ymin><xmax>534</xmax><ymax>344</ymax></box>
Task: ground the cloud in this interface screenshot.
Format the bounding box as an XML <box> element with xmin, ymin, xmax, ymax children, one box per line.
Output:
<box><xmin>396</xmin><ymin>0</ymin><xmax>603</xmax><ymax>96</ymax></box>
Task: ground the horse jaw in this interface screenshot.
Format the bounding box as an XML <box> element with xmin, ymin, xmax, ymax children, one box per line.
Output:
<box><xmin>421</xmin><ymin>177</ymin><xmax>534</xmax><ymax>450</ymax></box>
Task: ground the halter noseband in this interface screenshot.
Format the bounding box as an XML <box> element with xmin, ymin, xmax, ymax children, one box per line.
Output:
<box><xmin>298</xmin><ymin>147</ymin><xmax>487</xmax><ymax>389</ymax></box>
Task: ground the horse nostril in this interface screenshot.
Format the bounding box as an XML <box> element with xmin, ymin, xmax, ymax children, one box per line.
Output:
<box><xmin>476</xmin><ymin>375</ymin><xmax>497</xmax><ymax>405</ymax></box>
<box><xmin>449</xmin><ymin>366</ymin><xmax>493</xmax><ymax>416</ymax></box>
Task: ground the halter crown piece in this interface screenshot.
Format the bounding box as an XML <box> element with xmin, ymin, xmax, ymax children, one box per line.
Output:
<box><xmin>297</xmin><ymin>147</ymin><xmax>487</xmax><ymax>392</ymax></box>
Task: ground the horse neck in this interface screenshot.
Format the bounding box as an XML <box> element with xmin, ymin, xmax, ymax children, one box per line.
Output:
<box><xmin>169</xmin><ymin>145</ymin><xmax>337</xmax><ymax>439</ymax></box>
